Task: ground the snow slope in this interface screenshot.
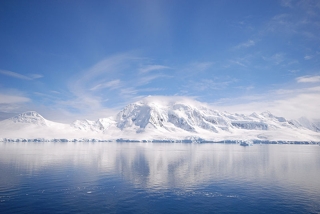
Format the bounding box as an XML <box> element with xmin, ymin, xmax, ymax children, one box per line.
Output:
<box><xmin>0</xmin><ymin>111</ymin><xmax>106</xmax><ymax>139</ymax></box>
<box><xmin>112</xmin><ymin>98</ymin><xmax>320</xmax><ymax>141</ymax></box>
<box><xmin>0</xmin><ymin>97</ymin><xmax>319</xmax><ymax>141</ymax></box>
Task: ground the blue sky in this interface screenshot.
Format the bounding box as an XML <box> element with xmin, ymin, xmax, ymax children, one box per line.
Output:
<box><xmin>0</xmin><ymin>0</ymin><xmax>319</xmax><ymax>122</ymax></box>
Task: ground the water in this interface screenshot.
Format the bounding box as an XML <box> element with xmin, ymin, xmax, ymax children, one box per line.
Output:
<box><xmin>0</xmin><ymin>142</ymin><xmax>320</xmax><ymax>213</ymax></box>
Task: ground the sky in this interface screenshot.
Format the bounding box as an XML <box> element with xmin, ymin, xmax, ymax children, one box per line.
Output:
<box><xmin>0</xmin><ymin>0</ymin><xmax>319</xmax><ymax>122</ymax></box>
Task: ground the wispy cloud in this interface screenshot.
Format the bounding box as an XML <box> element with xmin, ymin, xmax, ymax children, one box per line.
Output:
<box><xmin>29</xmin><ymin>74</ymin><xmax>43</xmax><ymax>79</ymax></box>
<box><xmin>271</xmin><ymin>53</ymin><xmax>285</xmax><ymax>65</ymax></box>
<box><xmin>191</xmin><ymin>79</ymin><xmax>237</xmax><ymax>91</ymax></box>
<box><xmin>211</xmin><ymin>85</ymin><xmax>320</xmax><ymax>119</ymax></box>
<box><xmin>229</xmin><ymin>60</ymin><xmax>246</xmax><ymax>67</ymax></box>
<box><xmin>296</xmin><ymin>0</ymin><xmax>320</xmax><ymax>16</ymax></box>
<box><xmin>265</xmin><ymin>14</ymin><xmax>291</xmax><ymax>33</ymax></box>
<box><xmin>189</xmin><ymin>62</ymin><xmax>213</xmax><ymax>71</ymax></box>
<box><xmin>136</xmin><ymin>74</ymin><xmax>170</xmax><ymax>86</ymax></box>
<box><xmin>225</xmin><ymin>54</ymin><xmax>255</xmax><ymax>68</ymax></box>
<box><xmin>138</xmin><ymin>87</ymin><xmax>163</xmax><ymax>92</ymax></box>
<box><xmin>264</xmin><ymin>1</ymin><xmax>320</xmax><ymax>41</ymax></box>
<box><xmin>234</xmin><ymin>40</ymin><xmax>255</xmax><ymax>49</ymax></box>
<box><xmin>304</xmin><ymin>55</ymin><xmax>313</xmax><ymax>60</ymax></box>
<box><xmin>0</xmin><ymin>93</ymin><xmax>30</xmax><ymax>104</ymax></box>
<box><xmin>90</xmin><ymin>79</ymin><xmax>121</xmax><ymax>91</ymax></box>
<box><xmin>64</xmin><ymin>54</ymin><xmax>134</xmax><ymax>113</ymax></box>
<box><xmin>289</xmin><ymin>69</ymin><xmax>300</xmax><ymax>73</ymax></box>
<box><xmin>280</xmin><ymin>0</ymin><xmax>293</xmax><ymax>8</ymax></box>
<box><xmin>0</xmin><ymin>91</ymin><xmax>31</xmax><ymax>120</ymax></box>
<box><xmin>139</xmin><ymin>65</ymin><xmax>170</xmax><ymax>73</ymax></box>
<box><xmin>0</xmin><ymin>69</ymin><xmax>43</xmax><ymax>80</ymax></box>
<box><xmin>177</xmin><ymin>61</ymin><xmax>214</xmax><ymax>78</ymax></box>
<box><xmin>120</xmin><ymin>87</ymin><xmax>138</xmax><ymax>96</ymax></box>
<box><xmin>263</xmin><ymin>53</ymin><xmax>285</xmax><ymax>65</ymax></box>
<box><xmin>58</xmin><ymin>53</ymin><xmax>174</xmax><ymax>118</ymax></box>
<box><xmin>296</xmin><ymin>75</ymin><xmax>320</xmax><ymax>83</ymax></box>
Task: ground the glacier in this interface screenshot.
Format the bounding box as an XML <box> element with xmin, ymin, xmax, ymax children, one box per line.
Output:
<box><xmin>0</xmin><ymin>97</ymin><xmax>319</xmax><ymax>143</ymax></box>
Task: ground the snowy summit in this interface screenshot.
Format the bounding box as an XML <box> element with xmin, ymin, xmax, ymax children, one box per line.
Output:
<box><xmin>0</xmin><ymin>97</ymin><xmax>319</xmax><ymax>142</ymax></box>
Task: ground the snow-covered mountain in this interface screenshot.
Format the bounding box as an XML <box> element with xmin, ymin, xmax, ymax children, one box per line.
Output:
<box><xmin>0</xmin><ymin>97</ymin><xmax>319</xmax><ymax>142</ymax></box>
<box><xmin>0</xmin><ymin>111</ymin><xmax>76</xmax><ymax>139</ymax></box>
<box><xmin>71</xmin><ymin>118</ymin><xmax>116</xmax><ymax>132</ymax></box>
<box><xmin>10</xmin><ymin>111</ymin><xmax>48</xmax><ymax>125</ymax></box>
<box><xmin>289</xmin><ymin>117</ymin><xmax>320</xmax><ymax>132</ymax></box>
<box><xmin>0</xmin><ymin>111</ymin><xmax>66</xmax><ymax>129</ymax></box>
<box><xmin>111</xmin><ymin>98</ymin><xmax>320</xmax><ymax>141</ymax></box>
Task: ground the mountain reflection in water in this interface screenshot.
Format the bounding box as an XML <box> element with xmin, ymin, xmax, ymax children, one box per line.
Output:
<box><xmin>0</xmin><ymin>142</ymin><xmax>320</xmax><ymax>213</ymax></box>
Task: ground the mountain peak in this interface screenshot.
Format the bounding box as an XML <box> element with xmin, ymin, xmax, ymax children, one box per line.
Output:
<box><xmin>10</xmin><ymin>111</ymin><xmax>47</xmax><ymax>126</ymax></box>
<box><xmin>116</xmin><ymin>98</ymin><xmax>225</xmax><ymax>133</ymax></box>
<box><xmin>0</xmin><ymin>99</ymin><xmax>320</xmax><ymax>141</ymax></box>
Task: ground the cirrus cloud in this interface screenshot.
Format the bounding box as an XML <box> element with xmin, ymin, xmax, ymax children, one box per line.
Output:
<box><xmin>0</xmin><ymin>93</ymin><xmax>30</xmax><ymax>104</ymax></box>
<box><xmin>0</xmin><ymin>69</ymin><xmax>43</xmax><ymax>80</ymax></box>
<box><xmin>296</xmin><ymin>75</ymin><xmax>320</xmax><ymax>83</ymax></box>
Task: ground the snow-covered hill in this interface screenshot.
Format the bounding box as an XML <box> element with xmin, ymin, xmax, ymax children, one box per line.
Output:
<box><xmin>0</xmin><ymin>97</ymin><xmax>319</xmax><ymax>142</ymax></box>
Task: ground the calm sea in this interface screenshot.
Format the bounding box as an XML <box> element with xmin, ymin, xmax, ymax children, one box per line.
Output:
<box><xmin>0</xmin><ymin>142</ymin><xmax>320</xmax><ymax>213</ymax></box>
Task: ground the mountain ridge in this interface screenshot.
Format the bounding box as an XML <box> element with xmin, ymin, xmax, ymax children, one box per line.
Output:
<box><xmin>0</xmin><ymin>98</ymin><xmax>319</xmax><ymax>141</ymax></box>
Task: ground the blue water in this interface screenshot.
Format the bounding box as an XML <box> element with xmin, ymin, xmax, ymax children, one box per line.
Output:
<box><xmin>1</xmin><ymin>142</ymin><xmax>320</xmax><ymax>213</ymax></box>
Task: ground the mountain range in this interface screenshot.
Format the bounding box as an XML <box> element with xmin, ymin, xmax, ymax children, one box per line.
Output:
<box><xmin>0</xmin><ymin>97</ymin><xmax>319</xmax><ymax>142</ymax></box>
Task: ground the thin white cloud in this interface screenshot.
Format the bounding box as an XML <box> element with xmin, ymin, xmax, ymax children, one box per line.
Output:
<box><xmin>0</xmin><ymin>69</ymin><xmax>43</xmax><ymax>80</ymax></box>
<box><xmin>265</xmin><ymin>14</ymin><xmax>290</xmax><ymax>32</ymax></box>
<box><xmin>230</xmin><ymin>60</ymin><xmax>246</xmax><ymax>67</ymax></box>
<box><xmin>120</xmin><ymin>87</ymin><xmax>138</xmax><ymax>96</ymax></box>
<box><xmin>0</xmin><ymin>93</ymin><xmax>30</xmax><ymax>104</ymax></box>
<box><xmin>188</xmin><ymin>78</ymin><xmax>237</xmax><ymax>91</ymax></box>
<box><xmin>29</xmin><ymin>74</ymin><xmax>43</xmax><ymax>79</ymax></box>
<box><xmin>304</xmin><ymin>55</ymin><xmax>313</xmax><ymax>60</ymax></box>
<box><xmin>296</xmin><ymin>75</ymin><xmax>320</xmax><ymax>83</ymax></box>
<box><xmin>90</xmin><ymin>79</ymin><xmax>121</xmax><ymax>91</ymax></box>
<box><xmin>264</xmin><ymin>2</ymin><xmax>320</xmax><ymax>41</ymax></box>
<box><xmin>281</xmin><ymin>0</ymin><xmax>293</xmax><ymax>8</ymax></box>
<box><xmin>139</xmin><ymin>65</ymin><xmax>170</xmax><ymax>73</ymax></box>
<box><xmin>0</xmin><ymin>90</ymin><xmax>33</xmax><ymax>119</ymax></box>
<box><xmin>139</xmin><ymin>87</ymin><xmax>163</xmax><ymax>92</ymax></box>
<box><xmin>177</xmin><ymin>61</ymin><xmax>214</xmax><ymax>78</ymax></box>
<box><xmin>225</xmin><ymin>54</ymin><xmax>254</xmax><ymax>68</ymax></box>
<box><xmin>190</xmin><ymin>62</ymin><xmax>213</xmax><ymax>71</ymax></box>
<box><xmin>0</xmin><ymin>70</ymin><xmax>31</xmax><ymax>80</ymax></box>
<box><xmin>234</xmin><ymin>40</ymin><xmax>255</xmax><ymax>49</ymax></box>
<box><xmin>62</xmin><ymin>53</ymin><xmax>172</xmax><ymax>119</ymax></box>
<box><xmin>263</xmin><ymin>53</ymin><xmax>285</xmax><ymax>65</ymax></box>
<box><xmin>66</xmin><ymin>53</ymin><xmax>135</xmax><ymax>111</ymax></box>
<box><xmin>288</xmin><ymin>60</ymin><xmax>299</xmax><ymax>65</ymax></box>
<box><xmin>211</xmin><ymin>86</ymin><xmax>320</xmax><ymax>120</ymax></box>
<box><xmin>30</xmin><ymin>74</ymin><xmax>43</xmax><ymax>79</ymax></box>
<box><xmin>296</xmin><ymin>0</ymin><xmax>320</xmax><ymax>16</ymax></box>
<box><xmin>136</xmin><ymin>74</ymin><xmax>170</xmax><ymax>86</ymax></box>
<box><xmin>271</xmin><ymin>53</ymin><xmax>285</xmax><ymax>64</ymax></box>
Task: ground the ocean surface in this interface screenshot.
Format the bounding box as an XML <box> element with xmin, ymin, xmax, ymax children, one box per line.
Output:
<box><xmin>0</xmin><ymin>142</ymin><xmax>320</xmax><ymax>213</ymax></box>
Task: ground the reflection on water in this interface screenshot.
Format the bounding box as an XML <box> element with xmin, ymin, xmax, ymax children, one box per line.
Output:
<box><xmin>1</xmin><ymin>142</ymin><xmax>320</xmax><ymax>213</ymax></box>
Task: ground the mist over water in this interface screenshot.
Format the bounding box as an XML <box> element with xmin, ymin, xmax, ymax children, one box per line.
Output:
<box><xmin>1</xmin><ymin>142</ymin><xmax>320</xmax><ymax>213</ymax></box>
